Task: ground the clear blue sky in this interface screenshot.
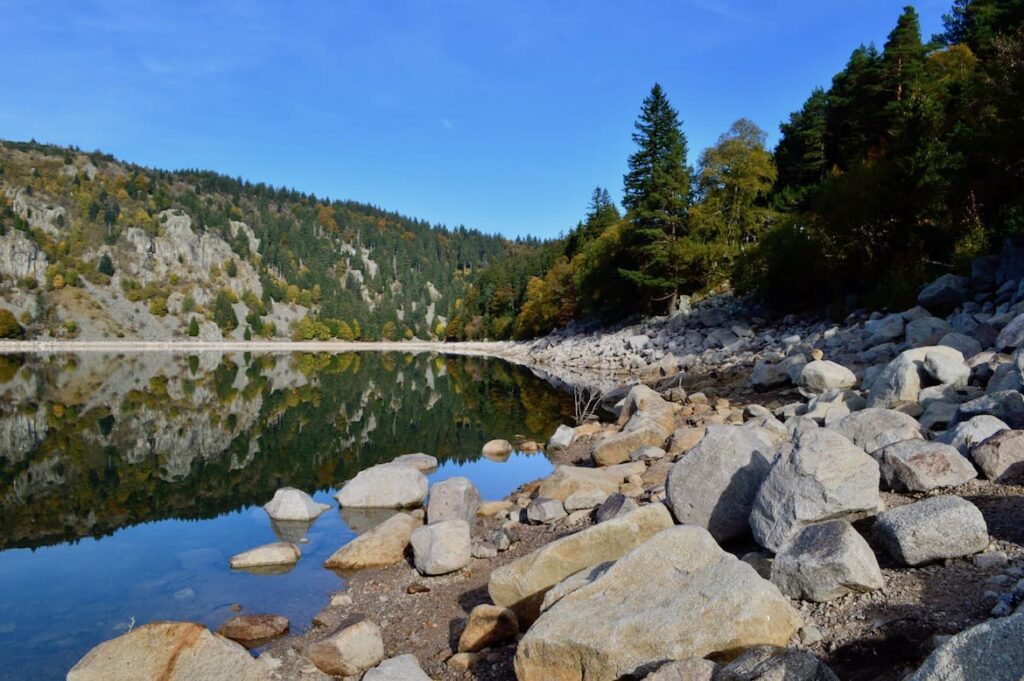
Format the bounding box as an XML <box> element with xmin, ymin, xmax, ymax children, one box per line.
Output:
<box><xmin>1</xmin><ymin>1</ymin><xmax>947</xmax><ymax>239</ymax></box>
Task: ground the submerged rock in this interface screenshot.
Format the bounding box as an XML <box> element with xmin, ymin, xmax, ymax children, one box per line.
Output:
<box><xmin>228</xmin><ymin>542</ymin><xmax>300</xmax><ymax>570</ymax></box>
<box><xmin>218</xmin><ymin>614</ymin><xmax>289</xmax><ymax>646</ymax></box>
<box><xmin>481</xmin><ymin>439</ymin><xmax>514</xmax><ymax>459</ymax></box>
<box><xmin>262</xmin><ymin>487</ymin><xmax>330</xmax><ymax>521</ymax></box>
<box><xmin>67</xmin><ymin>622</ymin><xmax>268</xmax><ymax>681</ymax></box>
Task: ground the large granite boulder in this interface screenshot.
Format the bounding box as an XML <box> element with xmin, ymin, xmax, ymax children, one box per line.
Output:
<box><xmin>537</xmin><ymin>465</ymin><xmax>621</xmax><ymax>502</ymax></box>
<box><xmin>263</xmin><ymin>487</ymin><xmax>331</xmax><ymax>521</ymax></box>
<box><xmin>868</xmin><ymin>346</ymin><xmax>967</xmax><ymax>408</ymax></box>
<box><xmin>876</xmin><ymin>439</ymin><xmax>977</xmax><ymax>491</ymax></box>
<box><xmin>798</xmin><ymin>360</ymin><xmax>857</xmax><ymax>394</ymax></box>
<box><xmin>410</xmin><ymin>519</ymin><xmax>471</xmax><ymax>575</ymax></box>
<box><xmin>323</xmin><ymin>512</ymin><xmax>420</xmax><ymax>570</ymax></box>
<box><xmin>489</xmin><ymin>504</ymin><xmax>674</xmax><ymax>624</ymax></box>
<box><xmin>954</xmin><ymin>390</ymin><xmax>1024</xmax><ymax>429</ymax></box>
<box><xmin>717</xmin><ymin>646</ymin><xmax>840</xmax><ymax>681</ymax></box>
<box><xmin>944</xmin><ymin>414</ymin><xmax>1010</xmax><ymax>456</ymax></box>
<box><xmin>770</xmin><ymin>520</ymin><xmax>884</xmax><ymax>602</ymax></box>
<box><xmin>875</xmin><ymin>496</ymin><xmax>988</xmax><ymax>566</ymax></box>
<box><xmin>917</xmin><ymin>273</ymin><xmax>970</xmax><ymax>314</ymax></box>
<box><xmin>972</xmin><ymin>429</ymin><xmax>1024</xmax><ymax>481</ymax></box>
<box><xmin>829</xmin><ymin>408</ymin><xmax>922</xmax><ymax>455</ymax></box>
<box><xmin>514</xmin><ymin>526</ymin><xmax>801</xmax><ymax>681</ymax></box>
<box><xmin>906</xmin><ymin>613</ymin><xmax>1024</xmax><ymax>681</ymax></box>
<box><xmin>335</xmin><ymin>464</ymin><xmax>428</xmax><ymax>508</ymax></box>
<box><xmin>592</xmin><ymin>420</ymin><xmax>669</xmax><ymax>466</ymax></box>
<box><xmin>67</xmin><ymin>622</ymin><xmax>268</xmax><ymax>681</ymax></box>
<box><xmin>750</xmin><ymin>423</ymin><xmax>880</xmax><ymax>552</ymax></box>
<box><xmin>665</xmin><ymin>425</ymin><xmax>776</xmax><ymax>541</ymax></box>
<box><xmin>427</xmin><ymin>476</ymin><xmax>480</xmax><ymax>525</ymax></box>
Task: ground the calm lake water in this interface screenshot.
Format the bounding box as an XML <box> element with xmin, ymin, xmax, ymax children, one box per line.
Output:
<box><xmin>0</xmin><ymin>351</ymin><xmax>574</xmax><ymax>680</ymax></box>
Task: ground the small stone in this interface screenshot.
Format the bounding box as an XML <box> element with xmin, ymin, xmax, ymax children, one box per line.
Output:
<box><xmin>973</xmin><ymin>551</ymin><xmax>1010</xmax><ymax>569</ymax></box>
<box><xmin>228</xmin><ymin>542</ymin><xmax>300</xmax><ymax>571</ymax></box>
<box><xmin>447</xmin><ymin>652</ymin><xmax>481</xmax><ymax>670</ymax></box>
<box><xmin>594</xmin><ymin>493</ymin><xmax>638</xmax><ymax>523</ymax></box>
<box><xmin>472</xmin><ymin>540</ymin><xmax>498</xmax><ymax>559</ymax></box>
<box><xmin>218</xmin><ymin>614</ymin><xmax>289</xmax><ymax>646</ymax></box>
<box><xmin>800</xmin><ymin>626</ymin><xmax>823</xmax><ymax>645</ymax></box>
<box><xmin>526</xmin><ymin>497</ymin><xmax>567</xmax><ymax>524</ymax></box>
<box><xmin>305</xmin><ymin>619</ymin><xmax>384</xmax><ymax>678</ymax></box>
<box><xmin>482</xmin><ymin>439</ymin><xmax>514</xmax><ymax>459</ymax></box>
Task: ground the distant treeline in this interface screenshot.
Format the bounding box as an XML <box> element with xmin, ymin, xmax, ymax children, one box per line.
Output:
<box><xmin>446</xmin><ymin>0</ymin><xmax>1024</xmax><ymax>339</ymax></box>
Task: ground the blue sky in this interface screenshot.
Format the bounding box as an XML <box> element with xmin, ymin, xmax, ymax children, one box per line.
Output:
<box><xmin>2</xmin><ymin>1</ymin><xmax>947</xmax><ymax>239</ymax></box>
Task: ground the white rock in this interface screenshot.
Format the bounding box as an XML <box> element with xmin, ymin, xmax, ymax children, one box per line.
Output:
<box><xmin>410</xmin><ymin>519</ymin><xmax>471</xmax><ymax>575</ymax></box>
<box><xmin>263</xmin><ymin>487</ymin><xmax>331</xmax><ymax>521</ymax></box>
<box><xmin>335</xmin><ymin>464</ymin><xmax>428</xmax><ymax>508</ymax></box>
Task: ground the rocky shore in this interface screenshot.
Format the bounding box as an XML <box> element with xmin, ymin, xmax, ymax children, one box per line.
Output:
<box><xmin>64</xmin><ymin>240</ymin><xmax>1024</xmax><ymax>681</ymax></box>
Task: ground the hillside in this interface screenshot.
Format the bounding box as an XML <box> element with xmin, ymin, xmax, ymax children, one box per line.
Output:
<box><xmin>0</xmin><ymin>140</ymin><xmax>532</xmax><ymax>341</ymax></box>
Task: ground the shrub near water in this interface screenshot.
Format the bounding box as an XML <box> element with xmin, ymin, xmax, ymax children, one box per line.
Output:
<box><xmin>0</xmin><ymin>308</ymin><xmax>25</xmax><ymax>338</ymax></box>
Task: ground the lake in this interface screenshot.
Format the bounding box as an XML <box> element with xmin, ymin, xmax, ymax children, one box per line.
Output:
<box><xmin>0</xmin><ymin>350</ymin><xmax>575</xmax><ymax>680</ymax></box>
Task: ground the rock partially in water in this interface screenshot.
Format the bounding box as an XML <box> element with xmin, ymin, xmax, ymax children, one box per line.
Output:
<box><xmin>335</xmin><ymin>464</ymin><xmax>428</xmax><ymax>508</ymax></box>
<box><xmin>323</xmin><ymin>512</ymin><xmax>420</xmax><ymax>570</ymax></box>
<box><xmin>410</xmin><ymin>519</ymin><xmax>471</xmax><ymax>575</ymax></box>
<box><xmin>514</xmin><ymin>526</ymin><xmax>801</xmax><ymax>681</ymax></box>
<box><xmin>390</xmin><ymin>452</ymin><xmax>439</xmax><ymax>472</ymax></box>
<box><xmin>218</xmin><ymin>614</ymin><xmax>289</xmax><ymax>647</ymax></box>
<box><xmin>262</xmin><ymin>487</ymin><xmax>330</xmax><ymax>521</ymax></box>
<box><xmin>228</xmin><ymin>542</ymin><xmax>300</xmax><ymax>571</ymax></box>
<box><xmin>305</xmin><ymin>618</ymin><xmax>384</xmax><ymax>678</ymax></box>
<box><xmin>67</xmin><ymin>622</ymin><xmax>268</xmax><ymax>681</ymax></box>
<box><xmin>481</xmin><ymin>439</ymin><xmax>514</xmax><ymax>460</ymax></box>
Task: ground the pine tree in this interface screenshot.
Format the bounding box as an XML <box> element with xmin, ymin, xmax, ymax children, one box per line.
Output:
<box><xmin>883</xmin><ymin>7</ymin><xmax>928</xmax><ymax>107</ymax></box>
<box><xmin>620</xmin><ymin>83</ymin><xmax>692</xmax><ymax>313</ymax></box>
<box><xmin>188</xmin><ymin>316</ymin><xmax>200</xmax><ymax>337</ymax></box>
<box><xmin>774</xmin><ymin>88</ymin><xmax>828</xmax><ymax>210</ymax></box>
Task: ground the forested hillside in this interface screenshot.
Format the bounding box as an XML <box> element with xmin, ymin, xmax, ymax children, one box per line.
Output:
<box><xmin>453</xmin><ymin>0</ymin><xmax>1024</xmax><ymax>339</ymax></box>
<box><xmin>0</xmin><ymin>140</ymin><xmax>535</xmax><ymax>341</ymax></box>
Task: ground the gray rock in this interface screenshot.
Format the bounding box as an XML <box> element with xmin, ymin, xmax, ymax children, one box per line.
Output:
<box><xmin>410</xmin><ymin>520</ymin><xmax>471</xmax><ymax>575</ymax></box>
<box><xmin>263</xmin><ymin>487</ymin><xmax>330</xmax><ymax>521</ymax></box>
<box><xmin>798</xmin><ymin>360</ymin><xmax>857</xmax><ymax>394</ymax></box>
<box><xmin>471</xmin><ymin>539</ymin><xmax>498</xmax><ymax>559</ymax></box>
<box><xmin>751</xmin><ymin>357</ymin><xmax>793</xmax><ymax>391</ymax></box>
<box><xmin>944</xmin><ymin>414</ymin><xmax>1010</xmax><ymax>456</ymax></box>
<box><xmin>770</xmin><ymin>520</ymin><xmax>884</xmax><ymax>602</ymax></box>
<box><xmin>829</xmin><ymin>408</ymin><xmax>921</xmax><ymax>455</ymax></box>
<box><xmin>864</xmin><ymin>313</ymin><xmax>905</xmax><ymax>347</ymax></box>
<box><xmin>955</xmin><ymin>390</ymin><xmax>1024</xmax><ymax>428</ymax></box>
<box><xmin>923</xmin><ymin>349</ymin><xmax>970</xmax><ymax>387</ymax></box>
<box><xmin>869</xmin><ymin>346</ymin><xmax>966</xmax><ymax>408</ymax></box>
<box><xmin>427</xmin><ymin>476</ymin><xmax>480</xmax><ymax>525</ymax></box>
<box><xmin>67</xmin><ymin>622</ymin><xmax>268</xmax><ymax>681</ymax></box>
<box><xmin>514</xmin><ymin>526</ymin><xmax>801</xmax><ymax>681</ymax></box>
<box><xmin>938</xmin><ymin>332</ymin><xmax>983</xmax><ymax>359</ymax></box>
<box><xmin>906</xmin><ymin>613</ymin><xmax>1024</xmax><ymax>681</ymax></box>
<box><xmin>540</xmin><ymin>561</ymin><xmax>616</xmax><ymax>613</ymax></box>
<box><xmin>994</xmin><ymin>312</ymin><xmax>1024</xmax><ymax>352</ymax></box>
<box><xmin>972</xmin><ymin>429</ymin><xmax>1024</xmax><ymax>481</ymax></box>
<box><xmin>750</xmin><ymin>423</ymin><xmax>880</xmax><ymax>552</ymax></box>
<box><xmin>906</xmin><ymin>317</ymin><xmax>951</xmax><ymax>345</ymax></box>
<box><xmin>877</xmin><ymin>439</ymin><xmax>977</xmax><ymax>491</ymax></box>
<box><xmin>482</xmin><ymin>439</ymin><xmax>514</xmax><ymax>459</ymax></box>
<box><xmin>527</xmin><ymin>497</ymin><xmax>568</xmax><ymax>524</ymax></box>
<box><xmin>875</xmin><ymin>496</ymin><xmax>989</xmax><ymax>566</ymax></box>
<box><xmin>804</xmin><ymin>389</ymin><xmax>865</xmax><ymax>425</ymax></box>
<box><xmin>547</xmin><ymin>424</ymin><xmax>575</xmax><ymax>451</ymax></box>
<box><xmin>666</xmin><ymin>425</ymin><xmax>776</xmax><ymax>541</ymax></box>
<box><xmin>335</xmin><ymin>464</ymin><xmax>428</xmax><ymax>508</ymax></box>
<box><xmin>919</xmin><ymin>401</ymin><xmax>959</xmax><ymax>431</ymax></box>
<box><xmin>229</xmin><ymin>542</ymin><xmax>301</xmax><ymax>570</ymax></box>
<box><xmin>390</xmin><ymin>452</ymin><xmax>439</xmax><ymax>472</ymax></box>
<box><xmin>363</xmin><ymin>654</ymin><xmax>432</xmax><ymax>681</ymax></box>
<box><xmin>717</xmin><ymin>645</ymin><xmax>840</xmax><ymax>681</ymax></box>
<box><xmin>595</xmin><ymin>493</ymin><xmax>639</xmax><ymax>523</ymax></box>
<box><xmin>645</xmin><ymin>658</ymin><xmax>719</xmax><ymax>680</ymax></box>
<box><xmin>918</xmin><ymin>273</ymin><xmax>970</xmax><ymax>314</ymax></box>
<box><xmin>306</xmin><ymin>619</ymin><xmax>385</xmax><ymax>678</ymax></box>
<box><xmin>630</xmin><ymin>445</ymin><xmax>666</xmax><ymax>461</ymax></box>
<box><xmin>564</xmin><ymin>488</ymin><xmax>609</xmax><ymax>511</ymax></box>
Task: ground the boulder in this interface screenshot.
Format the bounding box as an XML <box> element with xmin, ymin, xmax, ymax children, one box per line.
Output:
<box><xmin>527</xmin><ymin>497</ymin><xmax>568</xmax><ymax>524</ymax></box>
<box><xmin>868</xmin><ymin>346</ymin><xmax>966</xmax><ymax>408</ymax></box>
<box><xmin>751</xmin><ymin>357</ymin><xmax>794</xmax><ymax>391</ymax></box>
<box><xmin>828</xmin><ymin>408</ymin><xmax>921</xmax><ymax>455</ymax></box>
<box><xmin>631</xmin><ymin>445</ymin><xmax>666</xmax><ymax>461</ymax></box>
<box><xmin>906</xmin><ymin>317</ymin><xmax>951</xmax><ymax>345</ymax></box>
<box><xmin>564</xmin><ymin>488</ymin><xmax>608</xmax><ymax>511</ymax></box>
<box><xmin>592</xmin><ymin>420</ymin><xmax>669</xmax><ymax>466</ymax></box>
<box><xmin>667</xmin><ymin>426</ymin><xmax>706</xmax><ymax>457</ymax></box>
<box><xmin>645</xmin><ymin>658</ymin><xmax>719</xmax><ymax>681</ymax></box>
<box><xmin>875</xmin><ymin>496</ymin><xmax>989</xmax><ymax>566</ymax></box>
<box><xmin>229</xmin><ymin>542</ymin><xmax>300</xmax><ymax>570</ymax></box>
<box><xmin>617</xmin><ymin>384</ymin><xmax>675</xmax><ymax>430</ymax></box>
<box><xmin>218</xmin><ymin>614</ymin><xmax>289</xmax><ymax>646</ymax></box>
<box><xmin>944</xmin><ymin>414</ymin><xmax>1010</xmax><ymax>456</ymax></box>
<box><xmin>864</xmin><ymin>313</ymin><xmax>905</xmax><ymax>347</ymax></box>
<box><xmin>770</xmin><ymin>520</ymin><xmax>884</xmax><ymax>602</ymax></box>
<box><xmin>410</xmin><ymin>520</ymin><xmax>471</xmax><ymax>575</ymax></box>
<box><xmin>482</xmin><ymin>439</ymin><xmax>514</xmax><ymax>459</ymax></box>
<box><xmin>798</xmin><ymin>360</ymin><xmax>857</xmax><ymax>394</ymax></box>
<box><xmin>390</xmin><ymin>452</ymin><xmax>438</xmax><ymax>472</ymax></box>
<box><xmin>717</xmin><ymin>646</ymin><xmax>839</xmax><ymax>681</ymax></box>
<box><xmin>537</xmin><ymin>466</ymin><xmax>620</xmax><ymax>502</ymax></box>
<box><xmin>594</xmin><ymin>493</ymin><xmax>639</xmax><ymax>523</ymax></box>
<box><xmin>923</xmin><ymin>349</ymin><xmax>970</xmax><ymax>387</ymax></box>
<box><xmin>489</xmin><ymin>504</ymin><xmax>674</xmax><ymax>624</ymax></box>
<box><xmin>750</xmin><ymin>423</ymin><xmax>880</xmax><ymax>552</ymax></box>
<box><xmin>917</xmin><ymin>273</ymin><xmax>970</xmax><ymax>314</ymax></box>
<box><xmin>323</xmin><ymin>512</ymin><xmax>420</xmax><ymax>570</ymax></box>
<box><xmin>994</xmin><ymin>312</ymin><xmax>1024</xmax><ymax>352</ymax></box>
<box><xmin>514</xmin><ymin>526</ymin><xmax>801</xmax><ymax>681</ymax></box>
<box><xmin>458</xmin><ymin>604</ymin><xmax>519</xmax><ymax>653</ymax></box>
<box><xmin>67</xmin><ymin>622</ymin><xmax>268</xmax><ymax>681</ymax></box>
<box><xmin>906</xmin><ymin>613</ymin><xmax>1024</xmax><ymax>681</ymax></box>
<box><xmin>305</xmin><ymin>619</ymin><xmax>385</xmax><ymax>678</ymax></box>
<box><xmin>972</xmin><ymin>429</ymin><xmax>1024</xmax><ymax>481</ymax></box>
<box><xmin>547</xmin><ymin>425</ymin><xmax>576</xmax><ymax>451</ymax></box>
<box><xmin>938</xmin><ymin>332</ymin><xmax>982</xmax><ymax>359</ymax></box>
<box><xmin>804</xmin><ymin>389</ymin><xmax>865</xmax><ymax>426</ymax></box>
<box><xmin>262</xmin><ymin>487</ymin><xmax>330</xmax><ymax>521</ymax></box>
<box><xmin>665</xmin><ymin>425</ymin><xmax>776</xmax><ymax>541</ymax></box>
<box><xmin>955</xmin><ymin>390</ymin><xmax>1024</xmax><ymax>429</ymax></box>
<box><xmin>364</xmin><ymin>654</ymin><xmax>433</xmax><ymax>681</ymax></box>
<box><xmin>877</xmin><ymin>439</ymin><xmax>977</xmax><ymax>492</ymax></box>
<box><xmin>539</xmin><ymin>562</ymin><xmax>615</xmax><ymax>613</ymax></box>
<box><xmin>335</xmin><ymin>464</ymin><xmax>428</xmax><ymax>508</ymax></box>
<box><xmin>427</xmin><ymin>476</ymin><xmax>480</xmax><ymax>525</ymax></box>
